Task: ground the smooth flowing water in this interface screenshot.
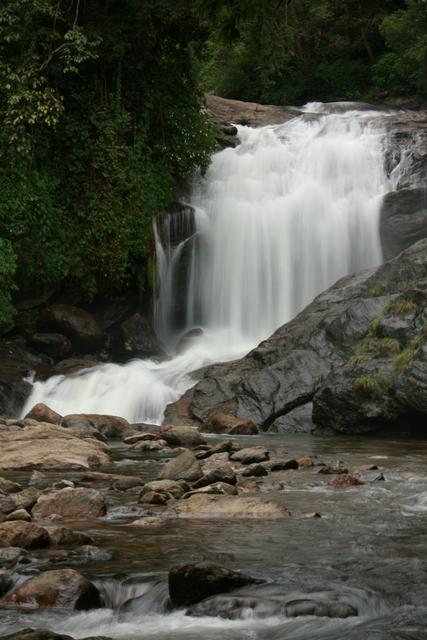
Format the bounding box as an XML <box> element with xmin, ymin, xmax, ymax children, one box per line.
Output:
<box><xmin>21</xmin><ymin>103</ymin><xmax>389</xmax><ymax>423</ymax></box>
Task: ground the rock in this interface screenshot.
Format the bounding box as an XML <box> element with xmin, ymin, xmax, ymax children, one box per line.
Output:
<box><xmin>0</xmin><ymin>424</ymin><xmax>110</xmax><ymax>471</ymax></box>
<box><xmin>176</xmin><ymin>328</ymin><xmax>204</xmax><ymax>353</ymax></box>
<box><xmin>138</xmin><ymin>491</ymin><xmax>170</xmax><ymax>505</ymax></box>
<box><xmin>129</xmin><ymin>517</ymin><xmax>163</xmax><ymax>527</ymax></box>
<box><xmin>268</xmin><ymin>459</ymin><xmax>299</xmax><ymax>471</ymax></box>
<box><xmin>129</xmin><ymin>440</ymin><xmax>165</xmax><ymax>452</ymax></box>
<box><xmin>230</xmin><ymin>446</ymin><xmax>269</xmax><ymax>465</ymax></box>
<box><xmin>168</xmin><ymin>562</ymin><xmax>264</xmax><ymax>607</ymax></box>
<box><xmin>6</xmin><ymin>509</ymin><xmax>32</xmax><ymax>522</ymax></box>
<box><xmin>161</xmin><ymin>426</ymin><xmax>206</xmax><ymax>448</ymax></box>
<box><xmin>318</xmin><ymin>462</ymin><xmax>349</xmax><ymax>475</ymax></box>
<box><xmin>193</xmin><ymin>465</ymin><xmax>237</xmax><ymax>488</ymax></box>
<box><xmin>140</xmin><ymin>480</ymin><xmax>189</xmax><ymax>499</ymax></box>
<box><xmin>1</xmin><ymin>568</ymin><xmax>101</xmax><ymax>609</ymax></box>
<box><xmin>24</xmin><ymin>403</ymin><xmax>62</xmax><ymax>424</ymax></box>
<box><xmin>61</xmin><ymin>413</ymin><xmax>130</xmax><ymax>438</ymax></box>
<box><xmin>171</xmin><ymin>494</ymin><xmax>288</xmax><ymax>519</ymax></box>
<box><xmin>0</xmin><ymin>569</ymin><xmax>12</xmax><ymax>597</ymax></box>
<box><xmin>165</xmin><ymin>240</ymin><xmax>427</xmax><ymax>436</ymax></box>
<box><xmin>0</xmin><ymin>631</ymin><xmax>95</xmax><ymax>640</ymax></box>
<box><xmin>0</xmin><ymin>547</ymin><xmax>28</xmax><ymax>565</ymax></box>
<box><xmin>118</xmin><ymin>312</ymin><xmax>163</xmax><ymax>358</ymax></box>
<box><xmin>303</xmin><ymin>512</ymin><xmax>322</xmax><ymax>518</ymax></box>
<box><xmin>195</xmin><ymin>440</ymin><xmax>241</xmax><ymax>460</ymax></box>
<box><xmin>328</xmin><ymin>474</ymin><xmax>364</xmax><ymax>488</ymax></box>
<box><xmin>159</xmin><ymin>451</ymin><xmax>203</xmax><ymax>483</ymax></box>
<box><xmin>206</xmin><ymin>94</ymin><xmax>297</xmax><ymax>129</ymax></box>
<box><xmin>380</xmin><ymin>188</ymin><xmax>427</xmax><ymax>260</ymax></box>
<box><xmin>38</xmin><ymin>304</ymin><xmax>105</xmax><ymax>353</ymax></box>
<box><xmin>184</xmin><ymin>482</ymin><xmax>238</xmax><ymax>498</ymax></box>
<box><xmin>241</xmin><ymin>464</ymin><xmax>268</xmax><ymax>477</ymax></box>
<box><xmin>32</xmin><ymin>488</ymin><xmax>107</xmax><ymax>520</ymax></box>
<box><xmin>45</xmin><ymin>526</ymin><xmax>94</xmax><ymax>547</ymax></box>
<box><xmin>0</xmin><ymin>476</ymin><xmax>22</xmax><ymax>494</ymax></box>
<box><xmin>124</xmin><ymin>433</ymin><xmax>159</xmax><ymax>444</ymax></box>
<box><xmin>28</xmin><ymin>333</ymin><xmax>72</xmax><ymax>361</ymax></box>
<box><xmin>285</xmin><ymin>599</ymin><xmax>357</xmax><ymax>618</ymax></box>
<box><xmin>203</xmin><ymin>415</ymin><xmax>258</xmax><ymax>435</ymax></box>
<box><xmin>268</xmin><ymin>403</ymin><xmax>314</xmax><ymax>434</ymax></box>
<box><xmin>0</xmin><ymin>522</ymin><xmax>50</xmax><ymax>549</ymax></box>
<box><xmin>0</xmin><ymin>357</ymin><xmax>33</xmax><ymax>418</ymax></box>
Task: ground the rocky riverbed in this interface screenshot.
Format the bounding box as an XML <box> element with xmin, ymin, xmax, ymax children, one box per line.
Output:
<box><xmin>0</xmin><ymin>409</ymin><xmax>426</xmax><ymax>640</ymax></box>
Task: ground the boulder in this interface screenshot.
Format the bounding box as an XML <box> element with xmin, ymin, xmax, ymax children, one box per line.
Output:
<box><xmin>168</xmin><ymin>562</ymin><xmax>264</xmax><ymax>607</ymax></box>
<box><xmin>161</xmin><ymin>426</ymin><xmax>206</xmax><ymax>448</ymax></box>
<box><xmin>0</xmin><ymin>522</ymin><xmax>50</xmax><ymax>549</ymax></box>
<box><xmin>171</xmin><ymin>494</ymin><xmax>288</xmax><ymax>519</ymax></box>
<box><xmin>32</xmin><ymin>488</ymin><xmax>107</xmax><ymax>520</ymax></box>
<box><xmin>184</xmin><ymin>482</ymin><xmax>238</xmax><ymax>498</ymax></box>
<box><xmin>44</xmin><ymin>526</ymin><xmax>94</xmax><ymax>547</ymax></box>
<box><xmin>139</xmin><ymin>480</ymin><xmax>189</xmax><ymax>499</ymax></box>
<box><xmin>241</xmin><ymin>464</ymin><xmax>268</xmax><ymax>477</ymax></box>
<box><xmin>1</xmin><ymin>568</ymin><xmax>101</xmax><ymax>609</ymax></box>
<box><xmin>24</xmin><ymin>403</ymin><xmax>62</xmax><ymax>424</ymax></box>
<box><xmin>28</xmin><ymin>333</ymin><xmax>72</xmax><ymax>361</ymax></box>
<box><xmin>230</xmin><ymin>446</ymin><xmax>269</xmax><ymax>465</ymax></box>
<box><xmin>0</xmin><ymin>547</ymin><xmax>28</xmax><ymax>565</ymax></box>
<box><xmin>268</xmin><ymin>459</ymin><xmax>299</xmax><ymax>471</ymax></box>
<box><xmin>61</xmin><ymin>413</ymin><xmax>130</xmax><ymax>438</ymax></box>
<box><xmin>193</xmin><ymin>465</ymin><xmax>237</xmax><ymax>488</ymax></box>
<box><xmin>0</xmin><ymin>477</ymin><xmax>22</xmax><ymax>494</ymax></box>
<box><xmin>328</xmin><ymin>475</ymin><xmax>364</xmax><ymax>488</ymax></box>
<box><xmin>159</xmin><ymin>451</ymin><xmax>203</xmax><ymax>483</ymax></box>
<box><xmin>203</xmin><ymin>415</ymin><xmax>257</xmax><ymax>435</ymax></box>
<box><xmin>318</xmin><ymin>462</ymin><xmax>348</xmax><ymax>475</ymax></box>
<box><xmin>38</xmin><ymin>304</ymin><xmax>105</xmax><ymax>353</ymax></box>
<box><xmin>6</xmin><ymin>509</ymin><xmax>32</xmax><ymax>522</ymax></box>
<box><xmin>138</xmin><ymin>491</ymin><xmax>170</xmax><ymax>505</ymax></box>
<box><xmin>0</xmin><ymin>424</ymin><xmax>110</xmax><ymax>471</ymax></box>
<box><xmin>118</xmin><ymin>313</ymin><xmax>163</xmax><ymax>358</ymax></box>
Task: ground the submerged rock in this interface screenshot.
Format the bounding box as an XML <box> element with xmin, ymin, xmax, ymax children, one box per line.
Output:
<box><xmin>171</xmin><ymin>494</ymin><xmax>288</xmax><ymax>519</ymax></box>
<box><xmin>168</xmin><ymin>562</ymin><xmax>264</xmax><ymax>607</ymax></box>
<box><xmin>1</xmin><ymin>568</ymin><xmax>101</xmax><ymax>609</ymax></box>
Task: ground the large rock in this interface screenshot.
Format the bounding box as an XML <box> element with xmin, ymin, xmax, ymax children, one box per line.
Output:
<box><xmin>161</xmin><ymin>426</ymin><xmax>206</xmax><ymax>448</ymax></box>
<box><xmin>159</xmin><ymin>451</ymin><xmax>203</xmax><ymax>482</ymax></box>
<box><xmin>0</xmin><ymin>423</ymin><xmax>110</xmax><ymax>470</ymax></box>
<box><xmin>168</xmin><ymin>562</ymin><xmax>264</xmax><ymax>607</ymax></box>
<box><xmin>202</xmin><ymin>414</ymin><xmax>258</xmax><ymax>435</ymax></box>
<box><xmin>1</xmin><ymin>568</ymin><xmax>101</xmax><ymax>609</ymax></box>
<box><xmin>380</xmin><ymin>188</ymin><xmax>427</xmax><ymax>260</ymax></box>
<box><xmin>24</xmin><ymin>403</ymin><xmax>61</xmax><ymax>424</ymax></box>
<box><xmin>61</xmin><ymin>413</ymin><xmax>130</xmax><ymax>438</ymax></box>
<box><xmin>117</xmin><ymin>312</ymin><xmax>163</xmax><ymax>358</ymax></box>
<box><xmin>38</xmin><ymin>304</ymin><xmax>105</xmax><ymax>353</ymax></box>
<box><xmin>171</xmin><ymin>494</ymin><xmax>287</xmax><ymax>519</ymax></box>
<box><xmin>28</xmin><ymin>333</ymin><xmax>72</xmax><ymax>361</ymax></box>
<box><xmin>32</xmin><ymin>487</ymin><xmax>106</xmax><ymax>520</ymax></box>
<box><xmin>0</xmin><ymin>521</ymin><xmax>50</xmax><ymax>549</ymax></box>
<box><xmin>165</xmin><ymin>240</ymin><xmax>427</xmax><ymax>436</ymax></box>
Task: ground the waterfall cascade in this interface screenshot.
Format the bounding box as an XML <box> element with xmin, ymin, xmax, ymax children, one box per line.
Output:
<box><xmin>21</xmin><ymin>103</ymin><xmax>391</xmax><ymax>424</ymax></box>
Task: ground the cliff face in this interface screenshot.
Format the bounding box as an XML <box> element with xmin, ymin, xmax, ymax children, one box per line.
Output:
<box><xmin>165</xmin><ymin>239</ymin><xmax>427</xmax><ymax>435</ymax></box>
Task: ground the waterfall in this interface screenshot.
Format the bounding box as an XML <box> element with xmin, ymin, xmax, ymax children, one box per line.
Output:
<box><xmin>21</xmin><ymin>103</ymin><xmax>389</xmax><ymax>424</ymax></box>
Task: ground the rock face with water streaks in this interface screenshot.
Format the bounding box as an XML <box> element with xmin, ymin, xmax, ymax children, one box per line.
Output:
<box><xmin>165</xmin><ymin>239</ymin><xmax>427</xmax><ymax>435</ymax></box>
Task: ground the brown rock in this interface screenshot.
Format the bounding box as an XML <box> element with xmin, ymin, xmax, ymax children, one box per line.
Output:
<box><xmin>123</xmin><ymin>433</ymin><xmax>159</xmax><ymax>444</ymax></box>
<box><xmin>1</xmin><ymin>568</ymin><xmax>101</xmax><ymax>609</ymax></box>
<box><xmin>268</xmin><ymin>459</ymin><xmax>299</xmax><ymax>471</ymax></box>
<box><xmin>0</xmin><ymin>477</ymin><xmax>22</xmax><ymax>494</ymax></box>
<box><xmin>24</xmin><ymin>403</ymin><xmax>61</xmax><ymax>425</ymax></box>
<box><xmin>318</xmin><ymin>462</ymin><xmax>349</xmax><ymax>475</ymax></box>
<box><xmin>32</xmin><ymin>487</ymin><xmax>106</xmax><ymax>520</ymax></box>
<box><xmin>0</xmin><ymin>424</ymin><xmax>110</xmax><ymax>471</ymax></box>
<box><xmin>161</xmin><ymin>426</ymin><xmax>206</xmax><ymax>448</ymax></box>
<box><xmin>328</xmin><ymin>475</ymin><xmax>364</xmax><ymax>488</ymax></box>
<box><xmin>159</xmin><ymin>451</ymin><xmax>203</xmax><ymax>483</ymax></box>
<box><xmin>203</xmin><ymin>415</ymin><xmax>257</xmax><ymax>435</ymax></box>
<box><xmin>193</xmin><ymin>465</ymin><xmax>237</xmax><ymax>488</ymax></box>
<box><xmin>44</xmin><ymin>526</ymin><xmax>93</xmax><ymax>547</ymax></box>
<box><xmin>184</xmin><ymin>482</ymin><xmax>238</xmax><ymax>498</ymax></box>
<box><xmin>62</xmin><ymin>414</ymin><xmax>130</xmax><ymax>438</ymax></box>
<box><xmin>138</xmin><ymin>491</ymin><xmax>170</xmax><ymax>505</ymax></box>
<box><xmin>5</xmin><ymin>509</ymin><xmax>31</xmax><ymax>522</ymax></box>
<box><xmin>129</xmin><ymin>517</ymin><xmax>163</xmax><ymax>527</ymax></box>
<box><xmin>241</xmin><ymin>464</ymin><xmax>268</xmax><ymax>477</ymax></box>
<box><xmin>140</xmin><ymin>480</ymin><xmax>189</xmax><ymax>499</ymax></box>
<box><xmin>171</xmin><ymin>494</ymin><xmax>288</xmax><ymax>519</ymax></box>
<box><xmin>298</xmin><ymin>457</ymin><xmax>315</xmax><ymax>468</ymax></box>
<box><xmin>0</xmin><ymin>522</ymin><xmax>50</xmax><ymax>549</ymax></box>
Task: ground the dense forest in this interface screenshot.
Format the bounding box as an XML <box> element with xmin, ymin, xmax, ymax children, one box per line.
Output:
<box><xmin>0</xmin><ymin>0</ymin><xmax>426</xmax><ymax>330</ymax></box>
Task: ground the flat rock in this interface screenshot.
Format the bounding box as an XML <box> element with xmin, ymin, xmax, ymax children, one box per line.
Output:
<box><xmin>171</xmin><ymin>494</ymin><xmax>288</xmax><ymax>519</ymax></box>
<box><xmin>32</xmin><ymin>487</ymin><xmax>107</xmax><ymax>520</ymax></box>
<box><xmin>1</xmin><ymin>568</ymin><xmax>101</xmax><ymax>609</ymax></box>
<box><xmin>0</xmin><ymin>424</ymin><xmax>110</xmax><ymax>471</ymax></box>
<box><xmin>193</xmin><ymin>465</ymin><xmax>237</xmax><ymax>488</ymax></box>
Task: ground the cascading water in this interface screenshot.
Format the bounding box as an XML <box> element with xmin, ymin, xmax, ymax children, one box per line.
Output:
<box><xmin>21</xmin><ymin>103</ymin><xmax>390</xmax><ymax>424</ymax></box>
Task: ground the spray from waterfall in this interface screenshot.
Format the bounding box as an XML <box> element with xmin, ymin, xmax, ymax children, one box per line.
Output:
<box><xmin>21</xmin><ymin>104</ymin><xmax>390</xmax><ymax>423</ymax></box>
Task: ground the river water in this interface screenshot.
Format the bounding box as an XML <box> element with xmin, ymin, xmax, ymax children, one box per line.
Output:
<box><xmin>21</xmin><ymin>103</ymin><xmax>390</xmax><ymax>424</ymax></box>
<box><xmin>1</xmin><ymin>434</ymin><xmax>426</xmax><ymax>639</ymax></box>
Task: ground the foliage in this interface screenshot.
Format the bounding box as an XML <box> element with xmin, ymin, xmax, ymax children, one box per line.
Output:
<box><xmin>0</xmin><ymin>0</ymin><xmax>215</xmax><ymax>321</ymax></box>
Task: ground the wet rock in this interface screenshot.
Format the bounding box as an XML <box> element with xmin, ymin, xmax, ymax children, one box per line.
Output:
<box><xmin>32</xmin><ymin>487</ymin><xmax>107</xmax><ymax>520</ymax></box>
<box><xmin>285</xmin><ymin>598</ymin><xmax>357</xmax><ymax>618</ymax></box>
<box><xmin>268</xmin><ymin>459</ymin><xmax>299</xmax><ymax>471</ymax></box>
<box><xmin>195</xmin><ymin>440</ymin><xmax>241</xmax><ymax>460</ymax></box>
<box><xmin>203</xmin><ymin>415</ymin><xmax>258</xmax><ymax>435</ymax></box>
<box><xmin>129</xmin><ymin>517</ymin><xmax>163</xmax><ymax>527</ymax></box>
<box><xmin>0</xmin><ymin>547</ymin><xmax>28</xmax><ymax>565</ymax></box>
<box><xmin>45</xmin><ymin>526</ymin><xmax>94</xmax><ymax>547</ymax></box>
<box><xmin>62</xmin><ymin>413</ymin><xmax>130</xmax><ymax>438</ymax></box>
<box><xmin>0</xmin><ymin>424</ymin><xmax>110</xmax><ymax>471</ymax></box>
<box><xmin>241</xmin><ymin>464</ymin><xmax>268</xmax><ymax>477</ymax></box>
<box><xmin>24</xmin><ymin>403</ymin><xmax>62</xmax><ymax>424</ymax></box>
<box><xmin>118</xmin><ymin>312</ymin><xmax>163</xmax><ymax>358</ymax></box>
<box><xmin>0</xmin><ymin>476</ymin><xmax>22</xmax><ymax>494</ymax></box>
<box><xmin>328</xmin><ymin>474</ymin><xmax>364</xmax><ymax>488</ymax></box>
<box><xmin>187</xmin><ymin>482</ymin><xmax>238</xmax><ymax>497</ymax></box>
<box><xmin>140</xmin><ymin>480</ymin><xmax>189</xmax><ymax>499</ymax></box>
<box><xmin>318</xmin><ymin>462</ymin><xmax>349</xmax><ymax>475</ymax></box>
<box><xmin>1</xmin><ymin>568</ymin><xmax>101</xmax><ymax>609</ymax></box>
<box><xmin>6</xmin><ymin>509</ymin><xmax>32</xmax><ymax>522</ymax></box>
<box><xmin>139</xmin><ymin>491</ymin><xmax>171</xmax><ymax>505</ymax></box>
<box><xmin>0</xmin><ymin>569</ymin><xmax>12</xmax><ymax>597</ymax></box>
<box><xmin>380</xmin><ymin>188</ymin><xmax>427</xmax><ymax>260</ymax></box>
<box><xmin>28</xmin><ymin>333</ymin><xmax>72</xmax><ymax>361</ymax></box>
<box><xmin>171</xmin><ymin>494</ymin><xmax>288</xmax><ymax>519</ymax></box>
<box><xmin>161</xmin><ymin>426</ymin><xmax>206</xmax><ymax>448</ymax></box>
<box><xmin>69</xmin><ymin>545</ymin><xmax>112</xmax><ymax>562</ymax></box>
<box><xmin>267</xmin><ymin>402</ymin><xmax>314</xmax><ymax>433</ymax></box>
<box><xmin>159</xmin><ymin>451</ymin><xmax>203</xmax><ymax>483</ymax></box>
<box><xmin>193</xmin><ymin>465</ymin><xmax>237</xmax><ymax>488</ymax></box>
<box><xmin>129</xmin><ymin>440</ymin><xmax>164</xmax><ymax>452</ymax></box>
<box><xmin>123</xmin><ymin>432</ymin><xmax>159</xmax><ymax>444</ymax></box>
<box><xmin>230</xmin><ymin>446</ymin><xmax>269</xmax><ymax>465</ymax></box>
<box><xmin>0</xmin><ymin>631</ymin><xmax>74</xmax><ymax>640</ymax></box>
<box><xmin>0</xmin><ymin>522</ymin><xmax>50</xmax><ymax>549</ymax></box>
<box><xmin>52</xmin><ymin>480</ymin><xmax>75</xmax><ymax>490</ymax></box>
<box><xmin>113</xmin><ymin>477</ymin><xmax>145</xmax><ymax>491</ymax></box>
<box><xmin>168</xmin><ymin>562</ymin><xmax>264</xmax><ymax>607</ymax></box>
<box><xmin>298</xmin><ymin>457</ymin><xmax>315</xmax><ymax>468</ymax></box>
<box><xmin>38</xmin><ymin>304</ymin><xmax>105</xmax><ymax>353</ymax></box>
<box><xmin>303</xmin><ymin>512</ymin><xmax>322</xmax><ymax>518</ymax></box>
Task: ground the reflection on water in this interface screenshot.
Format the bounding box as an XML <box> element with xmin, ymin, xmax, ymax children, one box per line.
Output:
<box><xmin>0</xmin><ymin>434</ymin><xmax>426</xmax><ymax>639</ymax></box>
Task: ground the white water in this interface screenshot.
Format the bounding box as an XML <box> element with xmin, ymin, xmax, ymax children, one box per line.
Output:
<box><xmin>21</xmin><ymin>104</ymin><xmax>390</xmax><ymax>424</ymax></box>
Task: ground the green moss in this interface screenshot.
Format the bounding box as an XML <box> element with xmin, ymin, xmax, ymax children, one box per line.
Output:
<box><xmin>368</xmin><ymin>284</ymin><xmax>384</xmax><ymax>298</ymax></box>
